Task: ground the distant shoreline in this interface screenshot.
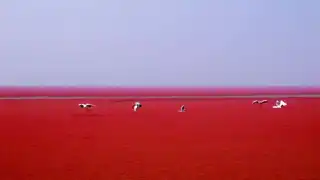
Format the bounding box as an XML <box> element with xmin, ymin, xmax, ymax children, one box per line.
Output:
<box><xmin>0</xmin><ymin>86</ymin><xmax>319</xmax><ymax>97</ymax></box>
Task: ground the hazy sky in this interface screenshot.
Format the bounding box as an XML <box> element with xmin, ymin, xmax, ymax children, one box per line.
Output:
<box><xmin>1</xmin><ymin>0</ymin><xmax>319</xmax><ymax>86</ymax></box>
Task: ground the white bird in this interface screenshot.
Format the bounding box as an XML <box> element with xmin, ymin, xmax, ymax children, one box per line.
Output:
<box><xmin>78</xmin><ymin>103</ymin><xmax>95</xmax><ymax>109</ymax></box>
<box><xmin>178</xmin><ymin>105</ymin><xmax>186</xmax><ymax>112</ymax></box>
<box><xmin>252</xmin><ymin>100</ymin><xmax>268</xmax><ymax>104</ymax></box>
<box><xmin>133</xmin><ymin>102</ymin><xmax>142</xmax><ymax>112</ymax></box>
<box><xmin>273</xmin><ymin>100</ymin><xmax>287</xmax><ymax>108</ymax></box>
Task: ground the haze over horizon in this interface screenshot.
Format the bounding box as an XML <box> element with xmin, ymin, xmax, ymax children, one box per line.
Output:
<box><xmin>1</xmin><ymin>0</ymin><xmax>319</xmax><ymax>86</ymax></box>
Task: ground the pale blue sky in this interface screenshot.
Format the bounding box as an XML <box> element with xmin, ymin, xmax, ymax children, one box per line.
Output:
<box><xmin>1</xmin><ymin>0</ymin><xmax>319</xmax><ymax>86</ymax></box>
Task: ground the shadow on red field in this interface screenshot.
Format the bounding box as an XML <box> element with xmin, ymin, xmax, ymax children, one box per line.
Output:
<box><xmin>0</xmin><ymin>97</ymin><xmax>319</xmax><ymax>180</ymax></box>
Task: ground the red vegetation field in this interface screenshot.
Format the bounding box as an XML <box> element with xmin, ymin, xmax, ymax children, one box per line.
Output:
<box><xmin>0</xmin><ymin>87</ymin><xmax>319</xmax><ymax>180</ymax></box>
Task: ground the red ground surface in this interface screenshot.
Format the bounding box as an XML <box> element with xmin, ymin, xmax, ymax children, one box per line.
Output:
<box><xmin>0</xmin><ymin>88</ymin><xmax>320</xmax><ymax>180</ymax></box>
